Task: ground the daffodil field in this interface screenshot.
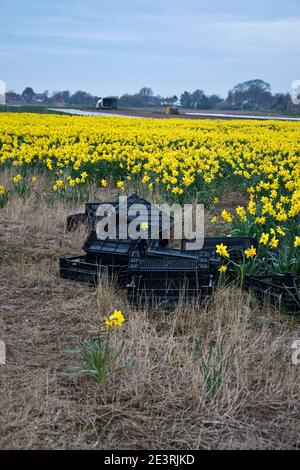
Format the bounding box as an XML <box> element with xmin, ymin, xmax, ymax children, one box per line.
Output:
<box><xmin>0</xmin><ymin>112</ymin><xmax>299</xmax><ymax>278</ymax></box>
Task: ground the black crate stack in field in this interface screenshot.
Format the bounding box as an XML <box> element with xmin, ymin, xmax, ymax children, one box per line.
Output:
<box><xmin>59</xmin><ymin>192</ymin><xmax>299</xmax><ymax>313</ymax></box>
<box><xmin>59</xmin><ymin>192</ymin><xmax>223</xmax><ymax>309</ymax></box>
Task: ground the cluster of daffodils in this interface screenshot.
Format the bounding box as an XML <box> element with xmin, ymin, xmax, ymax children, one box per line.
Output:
<box><xmin>216</xmin><ymin>243</ymin><xmax>259</xmax><ymax>280</ymax></box>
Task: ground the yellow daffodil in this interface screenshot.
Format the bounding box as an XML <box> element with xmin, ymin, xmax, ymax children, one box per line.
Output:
<box><xmin>244</xmin><ymin>245</ymin><xmax>257</xmax><ymax>258</ymax></box>
<box><xmin>236</xmin><ymin>206</ymin><xmax>247</xmax><ymax>221</ymax></box>
<box><xmin>269</xmin><ymin>237</ymin><xmax>279</xmax><ymax>249</ymax></box>
<box><xmin>221</xmin><ymin>210</ymin><xmax>233</xmax><ymax>223</ymax></box>
<box><xmin>294</xmin><ymin>236</ymin><xmax>300</xmax><ymax>248</ymax></box>
<box><xmin>105</xmin><ymin>310</ymin><xmax>125</xmax><ymax>330</ymax></box>
<box><xmin>255</xmin><ymin>217</ymin><xmax>266</xmax><ymax>225</ymax></box>
<box><xmin>259</xmin><ymin>233</ymin><xmax>269</xmax><ymax>245</ymax></box>
<box><xmin>216</xmin><ymin>243</ymin><xmax>230</xmax><ymax>258</ymax></box>
<box><xmin>12</xmin><ymin>174</ymin><xmax>22</xmax><ymax>183</ymax></box>
<box><xmin>218</xmin><ymin>265</ymin><xmax>228</xmax><ymax>273</ymax></box>
<box><xmin>276</xmin><ymin>226</ymin><xmax>285</xmax><ymax>236</ymax></box>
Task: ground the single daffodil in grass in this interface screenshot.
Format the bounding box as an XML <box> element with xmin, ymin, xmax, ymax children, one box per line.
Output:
<box><xmin>105</xmin><ymin>310</ymin><xmax>125</xmax><ymax>330</ymax></box>
<box><xmin>218</xmin><ymin>265</ymin><xmax>228</xmax><ymax>273</ymax></box>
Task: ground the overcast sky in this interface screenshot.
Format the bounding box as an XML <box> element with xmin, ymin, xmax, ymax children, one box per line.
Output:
<box><xmin>1</xmin><ymin>0</ymin><xmax>300</xmax><ymax>98</ymax></box>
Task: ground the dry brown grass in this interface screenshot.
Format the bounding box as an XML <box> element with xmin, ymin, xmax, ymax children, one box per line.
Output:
<box><xmin>0</xmin><ymin>191</ymin><xmax>300</xmax><ymax>450</ymax></box>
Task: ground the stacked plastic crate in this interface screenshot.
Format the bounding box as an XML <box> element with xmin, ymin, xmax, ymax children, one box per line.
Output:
<box><xmin>61</xmin><ymin>194</ymin><xmax>144</xmax><ymax>286</ymax></box>
<box><xmin>60</xmin><ymin>193</ymin><xmax>264</xmax><ymax>310</ymax></box>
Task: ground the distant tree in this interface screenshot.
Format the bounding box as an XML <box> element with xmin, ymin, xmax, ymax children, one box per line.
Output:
<box><xmin>162</xmin><ymin>95</ymin><xmax>178</xmax><ymax>106</ymax></box>
<box><xmin>180</xmin><ymin>90</ymin><xmax>213</xmax><ymax>109</ymax></box>
<box><xmin>69</xmin><ymin>90</ymin><xmax>97</xmax><ymax>107</ymax></box>
<box><xmin>61</xmin><ymin>90</ymin><xmax>70</xmax><ymax>103</ymax></box>
<box><xmin>227</xmin><ymin>79</ymin><xmax>272</xmax><ymax>110</ymax></box>
<box><xmin>234</xmin><ymin>79</ymin><xmax>271</xmax><ymax>94</ymax></box>
<box><xmin>119</xmin><ymin>89</ymin><xmax>162</xmax><ymax>107</ymax></box>
<box><xmin>21</xmin><ymin>87</ymin><xmax>35</xmax><ymax>103</ymax></box>
<box><xmin>180</xmin><ymin>91</ymin><xmax>192</xmax><ymax>108</ymax></box>
<box><xmin>271</xmin><ymin>93</ymin><xmax>292</xmax><ymax>112</ymax></box>
<box><xmin>119</xmin><ymin>93</ymin><xmax>142</xmax><ymax>107</ymax></box>
<box><xmin>22</xmin><ymin>87</ymin><xmax>34</xmax><ymax>96</ymax></box>
<box><xmin>206</xmin><ymin>94</ymin><xmax>223</xmax><ymax>109</ymax></box>
<box><xmin>180</xmin><ymin>90</ymin><xmax>214</xmax><ymax>109</ymax></box>
<box><xmin>190</xmin><ymin>89</ymin><xmax>205</xmax><ymax>108</ymax></box>
<box><xmin>51</xmin><ymin>90</ymin><xmax>70</xmax><ymax>104</ymax></box>
<box><xmin>119</xmin><ymin>93</ymin><xmax>147</xmax><ymax>107</ymax></box>
<box><xmin>226</xmin><ymin>90</ymin><xmax>235</xmax><ymax>106</ymax></box>
<box><xmin>139</xmin><ymin>87</ymin><xmax>153</xmax><ymax>99</ymax></box>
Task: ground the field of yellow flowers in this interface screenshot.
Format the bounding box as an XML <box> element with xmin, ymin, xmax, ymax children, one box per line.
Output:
<box><xmin>0</xmin><ymin>112</ymin><xmax>299</xmax><ymax>271</ymax></box>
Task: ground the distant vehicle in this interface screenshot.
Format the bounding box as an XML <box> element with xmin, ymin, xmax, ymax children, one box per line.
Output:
<box><xmin>96</xmin><ymin>97</ymin><xmax>118</xmax><ymax>110</ymax></box>
<box><xmin>165</xmin><ymin>106</ymin><xmax>179</xmax><ymax>115</ymax></box>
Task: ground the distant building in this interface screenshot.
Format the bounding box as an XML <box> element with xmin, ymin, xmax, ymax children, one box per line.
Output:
<box><xmin>5</xmin><ymin>92</ymin><xmax>20</xmax><ymax>104</ymax></box>
<box><xmin>32</xmin><ymin>93</ymin><xmax>48</xmax><ymax>104</ymax></box>
<box><xmin>53</xmin><ymin>96</ymin><xmax>64</xmax><ymax>107</ymax></box>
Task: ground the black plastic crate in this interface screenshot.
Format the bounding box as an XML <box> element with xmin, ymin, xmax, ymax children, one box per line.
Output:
<box><xmin>60</xmin><ymin>255</ymin><xmax>106</xmax><ymax>285</ymax></box>
<box><xmin>85</xmin><ymin>200</ymin><xmax>117</xmax><ymax>216</ymax></box>
<box><xmin>128</xmin><ymin>250</ymin><xmax>213</xmax><ymax>298</ymax></box>
<box><xmin>85</xmin><ymin>193</ymin><xmax>172</xmax><ymax>244</ymax></box>
<box><xmin>66</xmin><ymin>213</ymin><xmax>86</xmax><ymax>232</ymax></box>
<box><xmin>59</xmin><ymin>255</ymin><xmax>128</xmax><ymax>286</ymax></box>
<box><xmin>82</xmin><ymin>231</ymin><xmax>141</xmax><ymax>271</ymax></box>
<box><xmin>99</xmin><ymin>193</ymin><xmax>151</xmax><ymax>225</ymax></box>
<box><xmin>83</xmin><ymin>231</ymin><xmax>139</xmax><ymax>254</ymax></box>
<box><xmin>111</xmin><ymin>193</ymin><xmax>173</xmax><ymax>243</ymax></box>
<box><xmin>129</xmin><ymin>250</ymin><xmax>211</xmax><ymax>273</ymax></box>
<box><xmin>146</xmin><ymin>240</ymin><xmax>221</xmax><ymax>271</ymax></box>
<box><xmin>182</xmin><ymin>236</ymin><xmax>258</xmax><ymax>260</ymax></box>
<box><xmin>85</xmin><ymin>201</ymin><xmax>117</xmax><ymax>229</ymax></box>
<box><xmin>245</xmin><ymin>273</ymin><xmax>300</xmax><ymax>314</ymax></box>
<box><xmin>67</xmin><ymin>204</ymin><xmax>119</xmax><ymax>232</ymax></box>
<box><xmin>147</xmin><ymin>241</ymin><xmax>200</xmax><ymax>260</ymax></box>
<box><xmin>128</xmin><ymin>271</ymin><xmax>213</xmax><ymax>291</ymax></box>
<box><xmin>114</xmin><ymin>193</ymin><xmax>153</xmax><ymax>217</ymax></box>
<box><xmin>127</xmin><ymin>274</ymin><xmax>213</xmax><ymax>310</ymax></box>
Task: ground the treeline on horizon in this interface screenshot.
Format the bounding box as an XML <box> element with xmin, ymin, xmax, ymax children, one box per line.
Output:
<box><xmin>5</xmin><ymin>79</ymin><xmax>299</xmax><ymax>112</ymax></box>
